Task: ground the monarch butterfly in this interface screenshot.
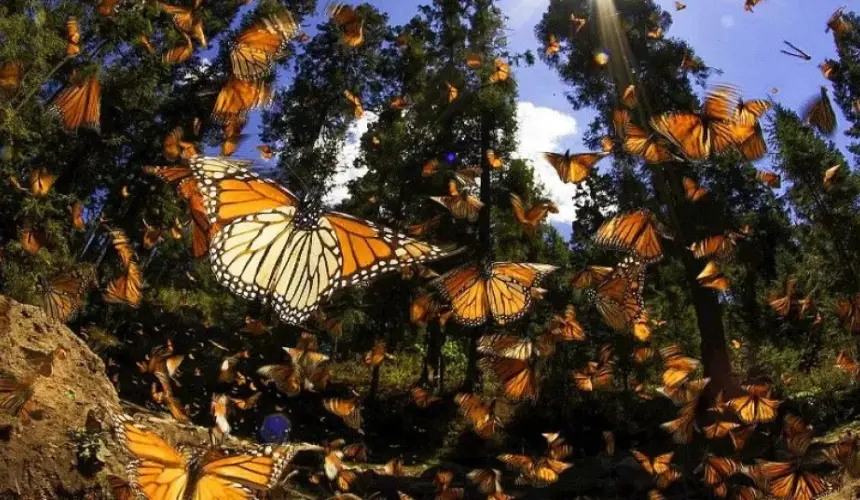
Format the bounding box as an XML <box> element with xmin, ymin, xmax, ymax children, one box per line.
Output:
<box><xmin>650</xmin><ymin>84</ymin><xmax>741</xmax><ymax>160</ymax></box>
<box><xmin>466</xmin><ymin>53</ymin><xmax>482</xmax><ymax>68</ymax></box>
<box><xmin>390</xmin><ymin>96</ymin><xmax>408</xmax><ymax>110</ymax></box>
<box><xmin>138</xmin><ymin>35</ymin><xmax>155</xmax><ymax>54</ymax></box>
<box><xmin>633</xmin><ymin>345</ymin><xmax>656</xmax><ymax>364</ymax></box>
<box><xmin>697</xmin><ymin>261</ymin><xmax>729</xmax><ymax>291</ymax></box>
<box><xmin>510</xmin><ymin>194</ymin><xmax>558</xmax><ymax>235</ymax></box>
<box><xmin>659</xmin><ymin>345</ymin><xmax>700</xmax><ymax>388</ymax></box>
<box><xmin>212</xmin><ymin>78</ymin><xmax>272</xmax><ymax>124</ymax></box>
<box><xmin>702</xmin><ymin>414</ymin><xmax>740</xmax><ymax>440</ymax></box>
<box><xmin>824</xmin><ymin>164</ymin><xmax>841</xmax><ymax>187</ymax></box>
<box><xmin>163</xmin><ymin>33</ymin><xmax>192</xmax><ymax>64</ymax></box>
<box><xmin>162</xmin><ymin>126</ymin><xmax>185</xmax><ymax>162</ymax></box>
<box><xmin>683</xmin><ymin>177</ymin><xmax>707</xmax><ymax>202</ymax></box>
<box><xmin>222</xmin><ymin>116</ymin><xmax>248</xmax><ymax>156</ymax></box>
<box><xmin>688</xmin><ymin>229</ymin><xmax>746</xmax><ymax>261</ymax></box>
<box><xmin>783</xmin><ymin>414</ymin><xmax>812</xmax><ymax>457</ymax></box>
<box><xmin>104</xmin><ymin>262</ymin><xmax>142</xmax><ymax>307</ymax></box>
<box><xmin>623</xmin><ymin>121</ymin><xmax>673</xmax><ymax>164</ymax></box>
<box><xmin>729</xmin><ymin>383</ymin><xmax>779</xmax><ymax>424</ymax></box>
<box><xmin>113</xmin><ymin>415</ymin><xmax>299</xmax><ymax>499</ymax></box>
<box><xmin>675</xmin><ymin>1</ymin><xmax>686</xmax><ymax>10</ymax></box>
<box><xmin>837</xmin><ymin>294</ymin><xmax>860</xmax><ymax>334</ymax></box>
<box><xmin>19</xmin><ymin>227</ymin><xmax>46</xmax><ymax>255</ymax></box>
<box><xmin>700</xmin><ymin>455</ymin><xmax>739</xmax><ymax>487</ymax></box>
<box><xmin>217</xmin><ymin>349</ymin><xmax>250</xmax><ymax>384</ymax></box>
<box><xmin>549</xmin><ymin>305</ymin><xmax>585</xmax><ymax>342</ymax></box>
<box><xmin>343</xmin><ymin>89</ymin><xmax>363</xmax><ymax>118</ymax></box>
<box><xmin>144</xmin><ymin>166</ymin><xmax>211</xmax><ymax>258</ymax></box>
<box><xmin>543</xmin><ymin>150</ymin><xmax>609</xmax><ymax>184</ymax></box>
<box><xmin>750</xmin><ymin>461</ymin><xmax>826</xmax><ymax>500</ymax></box>
<box><xmin>411</xmin><ymin>387</ymin><xmax>441</xmax><ymax>408</ymax></box>
<box><xmin>479</xmin><ymin>355</ymin><xmax>538</xmax><ymax>401</ymax></box>
<box><xmin>327</xmin><ymin>3</ymin><xmax>364</xmax><ymax>48</ymax></box>
<box><xmin>542</xmin><ymin>432</ymin><xmax>573</xmax><ymax>461</ymax></box>
<box><xmin>141</xmin><ymin>220</ymin><xmax>162</xmax><ymax>250</ymax></box>
<box><xmin>0</xmin><ymin>61</ymin><xmax>22</xmax><ymax>94</ymax></box>
<box><xmin>595</xmin><ymin>210</ymin><xmax>663</xmax><ymax>263</ymax></box>
<box><xmin>570</xmin><ymin>14</ymin><xmax>587</xmax><ymax>33</ymax></box>
<box><xmin>837</xmin><ymin>350</ymin><xmax>860</xmax><ymax>379</ymax></box>
<box><xmin>758</xmin><ymin>170</ymin><xmax>781</xmax><ymax>188</ymax></box>
<box><xmin>486</xmin><ymin>149</ymin><xmax>504</xmax><ymax>169</ymax></box>
<box><xmin>51</xmin><ymin>74</ymin><xmax>100</xmax><ymax>131</ymax></box>
<box><xmin>432</xmin><ymin>261</ymin><xmax>556</xmax><ymax>326</ymax></box>
<box><xmin>734</xmin><ymin>98</ymin><xmax>771</xmax><ymax>126</ymax></box>
<box><xmin>230</xmin><ymin>11</ymin><xmax>299</xmax><ymax>81</ymax></box>
<box><xmin>406</xmin><ymin>215</ymin><xmax>441</xmax><ymax>237</ymax></box>
<box><xmin>588</xmin><ymin>257</ymin><xmax>647</xmax><ymax>331</ymax></box>
<box><xmin>803</xmin><ymin>86</ymin><xmax>837</xmax><ymax>136</ymax></box>
<box><xmin>191</xmin><ymin>156</ymin><xmax>460</xmax><ymax>324</ymax></box>
<box><xmin>827</xmin><ymin>6</ymin><xmax>852</xmax><ymax>39</ymax></box>
<box><xmin>421</xmin><ymin>159</ymin><xmax>438</xmax><ymax>177</ymax></box>
<box><xmin>600</xmin><ymin>135</ymin><xmax>614</xmax><ymax>152</ymax></box>
<box><xmin>36</xmin><ymin>268</ymin><xmax>96</xmax><ymax>322</ymax></box>
<box><xmin>22</xmin><ymin>347</ymin><xmax>66</xmax><ymax>378</ymax></box>
<box><xmin>570</xmin><ymin>265</ymin><xmax>613</xmax><ymax>289</ymax></box>
<box><xmin>279</xmin><ymin>346</ymin><xmax>331</xmax><ymax>393</ymax></box>
<box><xmin>621</xmin><ymin>84</ymin><xmax>637</xmax><ymax>108</ymax></box>
<box><xmin>659</xmin><ymin>377</ymin><xmax>709</xmax><ymax>406</ymax></box>
<box><xmin>0</xmin><ymin>371</ymin><xmax>39</xmax><ymax>425</ymax></box>
<box><xmin>364</xmin><ymin>339</ymin><xmax>393</xmax><ymax>368</ymax></box>
<box><xmin>631</xmin><ymin>450</ymin><xmax>681</xmax><ymax>489</ymax></box>
<box><xmin>768</xmin><ymin>278</ymin><xmax>796</xmax><ymax>317</ymax></box>
<box><xmin>468</xmin><ymin>468</ymin><xmax>504</xmax><ymax>496</ymax></box>
<box><xmin>431</xmin><ymin>179</ymin><xmax>484</xmax><ymax>221</ymax></box>
<box><xmin>66</xmin><ymin>17</ymin><xmax>81</xmax><ymax>57</ymax></box>
<box><xmin>731</xmin><ymin>121</ymin><xmax>768</xmax><ymax>161</ymax></box>
<box><xmin>545</xmin><ymin>34</ymin><xmax>560</xmax><ymax>56</ymax></box>
<box><xmin>570</xmin><ymin>361</ymin><xmax>614</xmax><ymax>391</ymax></box>
<box><xmin>445</xmin><ymin>81</ymin><xmax>458</xmax><ymax>103</ymax></box>
<box><xmin>489</xmin><ymin>58</ymin><xmax>510</xmax><ymax>83</ymax></box>
<box><xmin>257</xmin><ymin>364</ymin><xmax>300</xmax><ymax>396</ymax></box>
<box><xmin>455</xmin><ymin>166</ymin><xmax>482</xmax><ymax>186</ymax></box>
<box><xmin>647</xmin><ymin>27</ymin><xmax>663</xmax><ymax>40</ymax></box>
<box><xmin>434</xmin><ymin>471</ymin><xmax>465</xmax><ymax>499</ymax></box>
<box><xmin>498</xmin><ymin>453</ymin><xmax>571</xmax><ymax>487</ymax></box>
<box><xmin>455</xmin><ymin>393</ymin><xmax>500</xmax><ymax>439</ymax></box>
<box><xmin>824</xmin><ymin>432</ymin><xmax>860</xmax><ymax>475</ymax></box>
<box><xmin>661</xmin><ymin>402</ymin><xmax>697</xmax><ymax>444</ymax></box>
<box><xmin>323</xmin><ymin>397</ymin><xmax>362</xmax><ymax>430</ymax></box>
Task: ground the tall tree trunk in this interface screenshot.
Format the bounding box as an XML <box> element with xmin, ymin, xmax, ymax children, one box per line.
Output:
<box><xmin>420</xmin><ymin>322</ymin><xmax>442</xmax><ymax>387</ymax></box>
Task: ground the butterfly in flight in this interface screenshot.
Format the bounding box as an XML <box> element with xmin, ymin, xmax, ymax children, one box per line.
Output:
<box><xmin>190</xmin><ymin>156</ymin><xmax>461</xmax><ymax>325</ymax></box>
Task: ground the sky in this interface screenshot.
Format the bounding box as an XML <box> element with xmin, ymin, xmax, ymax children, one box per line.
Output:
<box><xmin>218</xmin><ymin>0</ymin><xmax>851</xmax><ymax>239</ymax></box>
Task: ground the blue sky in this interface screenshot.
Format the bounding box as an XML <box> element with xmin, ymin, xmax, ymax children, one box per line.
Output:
<box><xmin>217</xmin><ymin>0</ymin><xmax>850</xmax><ymax>238</ymax></box>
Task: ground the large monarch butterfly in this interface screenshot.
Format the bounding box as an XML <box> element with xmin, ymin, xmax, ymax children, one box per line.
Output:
<box><xmin>144</xmin><ymin>166</ymin><xmax>211</xmax><ymax>258</ymax></box>
<box><xmin>327</xmin><ymin>3</ymin><xmax>364</xmax><ymax>48</ymax></box>
<box><xmin>36</xmin><ymin>268</ymin><xmax>96</xmax><ymax>322</ymax></box>
<box><xmin>431</xmin><ymin>179</ymin><xmax>484</xmax><ymax>221</ymax></box>
<box><xmin>650</xmin><ymin>84</ymin><xmax>741</xmax><ymax>160</ymax></box>
<box><xmin>191</xmin><ymin>156</ymin><xmax>461</xmax><ymax>325</ymax></box>
<box><xmin>230</xmin><ymin>11</ymin><xmax>299</xmax><ymax>81</ymax></box>
<box><xmin>803</xmin><ymin>87</ymin><xmax>837</xmax><ymax>136</ymax></box>
<box><xmin>212</xmin><ymin>78</ymin><xmax>272</xmax><ymax>124</ymax></box>
<box><xmin>113</xmin><ymin>415</ymin><xmax>298</xmax><ymax>499</ymax></box>
<box><xmin>51</xmin><ymin>74</ymin><xmax>100</xmax><ymax>131</ymax></box>
<box><xmin>0</xmin><ymin>61</ymin><xmax>22</xmax><ymax>95</ymax></box>
<box><xmin>455</xmin><ymin>393</ymin><xmax>500</xmax><ymax>439</ymax></box>
<box><xmin>497</xmin><ymin>453</ymin><xmax>571</xmax><ymax>487</ymax></box>
<box><xmin>624</xmin><ymin>121</ymin><xmax>674</xmax><ymax>164</ymax></box>
<box><xmin>734</xmin><ymin>98</ymin><xmax>771</xmax><ymax>126</ymax></box>
<box><xmin>543</xmin><ymin>150</ymin><xmax>609</xmax><ymax>184</ymax></box>
<box><xmin>728</xmin><ymin>383</ymin><xmax>780</xmax><ymax>424</ymax></box>
<box><xmin>594</xmin><ymin>210</ymin><xmax>663</xmax><ymax>263</ymax></box>
<box><xmin>688</xmin><ymin>228</ymin><xmax>748</xmax><ymax>261</ymax></box>
<box><xmin>103</xmin><ymin>262</ymin><xmax>142</xmax><ymax>307</ymax></box>
<box><xmin>837</xmin><ymin>294</ymin><xmax>860</xmax><ymax>334</ymax></box>
<box><xmin>509</xmin><ymin>193</ymin><xmax>558</xmax><ymax>234</ymax></box>
<box><xmin>0</xmin><ymin>371</ymin><xmax>39</xmax><ymax>425</ymax></box>
<box><xmin>587</xmin><ymin>257</ymin><xmax>647</xmax><ymax>331</ymax></box>
<box><xmin>570</xmin><ymin>265</ymin><xmax>614</xmax><ymax>289</ymax></box>
<box><xmin>750</xmin><ymin>461</ymin><xmax>826</xmax><ymax>500</ymax></box>
<box><xmin>700</xmin><ymin>455</ymin><xmax>739</xmax><ymax>488</ymax></box>
<box><xmin>431</xmin><ymin>261</ymin><xmax>557</xmax><ymax>326</ymax></box>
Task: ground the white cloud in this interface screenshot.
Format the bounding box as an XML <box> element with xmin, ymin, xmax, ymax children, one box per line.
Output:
<box><xmin>720</xmin><ymin>15</ymin><xmax>735</xmax><ymax>28</ymax></box>
<box><xmin>512</xmin><ymin>101</ymin><xmax>581</xmax><ymax>223</ymax></box>
<box><xmin>324</xmin><ymin>112</ymin><xmax>379</xmax><ymax>206</ymax></box>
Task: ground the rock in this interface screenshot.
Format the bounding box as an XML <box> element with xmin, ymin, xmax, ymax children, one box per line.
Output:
<box><xmin>0</xmin><ymin>295</ymin><xmax>123</xmax><ymax>498</ymax></box>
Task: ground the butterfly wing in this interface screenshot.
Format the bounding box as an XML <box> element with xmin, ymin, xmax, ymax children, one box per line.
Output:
<box><xmin>51</xmin><ymin>75</ymin><xmax>101</xmax><ymax>131</ymax></box>
<box><xmin>433</xmin><ymin>265</ymin><xmax>488</xmax><ymax>326</ymax></box>
<box><xmin>486</xmin><ymin>262</ymin><xmax>557</xmax><ymax>325</ymax></box>
<box><xmin>231</xmin><ymin>12</ymin><xmax>298</xmax><ymax>81</ymax></box>
<box><xmin>650</xmin><ymin>113</ymin><xmax>709</xmax><ymax>160</ymax></box>
<box><xmin>197</xmin><ymin>448</ymin><xmax>289</xmax><ymax>498</ymax></box>
<box><xmin>115</xmin><ymin>420</ymin><xmax>189</xmax><ymax>499</ymax></box>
